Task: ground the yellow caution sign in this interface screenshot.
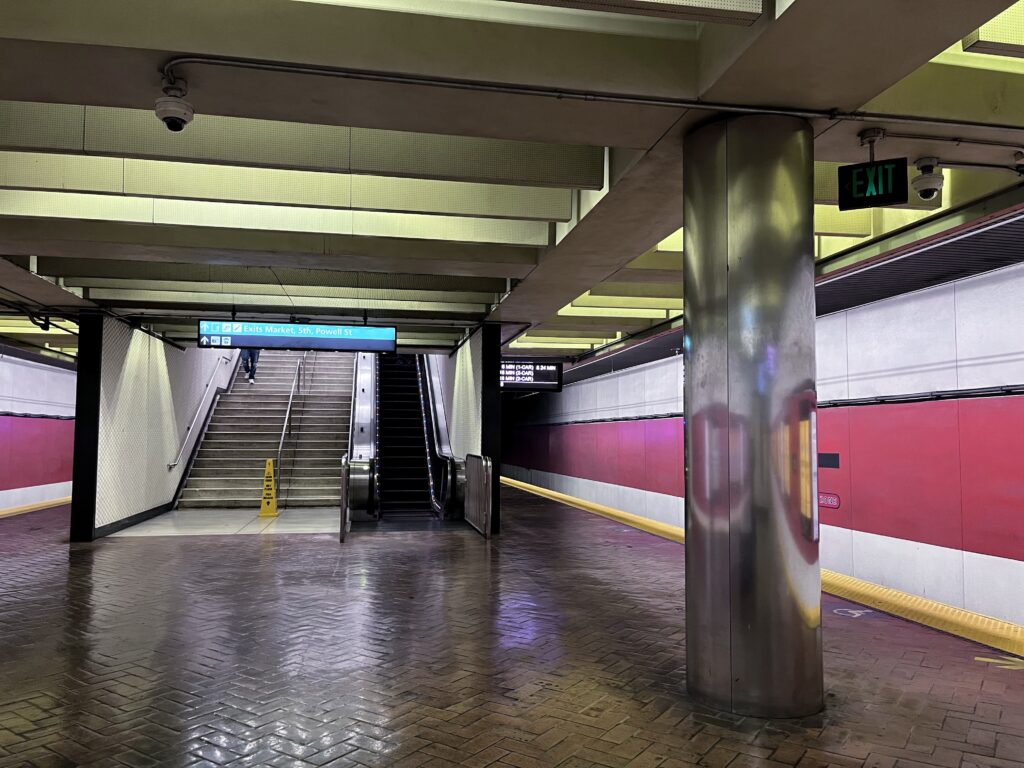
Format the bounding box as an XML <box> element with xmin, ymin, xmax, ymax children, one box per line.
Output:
<box><xmin>260</xmin><ymin>459</ymin><xmax>278</xmax><ymax>517</ymax></box>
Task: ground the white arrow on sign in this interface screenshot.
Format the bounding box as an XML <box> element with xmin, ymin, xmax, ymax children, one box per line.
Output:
<box><xmin>200</xmin><ymin>336</ymin><xmax>208</xmax><ymax>345</ymax></box>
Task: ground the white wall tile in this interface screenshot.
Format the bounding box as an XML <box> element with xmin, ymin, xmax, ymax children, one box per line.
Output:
<box><xmin>0</xmin><ymin>354</ymin><xmax>76</xmax><ymax>416</ymax></box>
<box><xmin>954</xmin><ymin>262</ymin><xmax>1024</xmax><ymax>389</ymax></box>
<box><xmin>851</xmin><ymin>530</ymin><xmax>964</xmax><ymax>608</ymax></box>
<box><xmin>0</xmin><ymin>481</ymin><xmax>72</xmax><ymax>510</ymax></box>
<box><xmin>819</xmin><ymin>523</ymin><xmax>853</xmax><ymax>574</ymax></box>
<box><xmin>95</xmin><ymin>320</ymin><xmax>236</xmax><ymax>527</ymax></box>
<box><xmin>846</xmin><ymin>284</ymin><xmax>958</xmax><ymax>398</ymax></box>
<box><xmin>963</xmin><ymin>551</ymin><xmax>1024</xmax><ymax>625</ymax></box>
<box><xmin>815</xmin><ymin>312</ymin><xmax>849</xmax><ymax>401</ymax></box>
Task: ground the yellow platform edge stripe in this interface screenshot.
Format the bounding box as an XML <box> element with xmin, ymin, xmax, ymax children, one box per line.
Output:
<box><xmin>501</xmin><ymin>476</ymin><xmax>1024</xmax><ymax>658</ymax></box>
<box><xmin>0</xmin><ymin>496</ymin><xmax>72</xmax><ymax>520</ymax></box>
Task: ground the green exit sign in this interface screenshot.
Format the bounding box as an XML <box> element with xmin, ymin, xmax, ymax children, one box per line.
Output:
<box><xmin>837</xmin><ymin>158</ymin><xmax>908</xmax><ymax>211</ymax></box>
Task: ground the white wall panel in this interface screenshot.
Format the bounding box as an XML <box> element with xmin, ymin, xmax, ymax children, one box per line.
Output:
<box><xmin>815</xmin><ymin>312</ymin><xmax>848</xmax><ymax>401</ymax></box>
<box><xmin>0</xmin><ymin>481</ymin><xmax>72</xmax><ymax>510</ymax></box>
<box><xmin>504</xmin><ymin>465</ymin><xmax>685</xmax><ymax>529</ymax></box>
<box><xmin>851</xmin><ymin>530</ymin><xmax>965</xmax><ymax>609</ymax></box>
<box><xmin>819</xmin><ymin>523</ymin><xmax>853</xmax><ymax>575</ymax></box>
<box><xmin>521</xmin><ymin>356</ymin><xmax>685</xmax><ymax>425</ymax></box>
<box><xmin>963</xmin><ymin>551</ymin><xmax>1024</xmax><ymax>625</ymax></box>
<box><xmin>954</xmin><ymin>261</ymin><xmax>1024</xmax><ymax>389</ymax></box>
<box><xmin>446</xmin><ymin>332</ymin><xmax>482</xmax><ymax>459</ymax></box>
<box><xmin>94</xmin><ymin>320</ymin><xmax>235</xmax><ymax>527</ymax></box>
<box><xmin>845</xmin><ymin>284</ymin><xmax>958</xmax><ymax>398</ymax></box>
<box><xmin>0</xmin><ymin>353</ymin><xmax>76</xmax><ymax>416</ymax></box>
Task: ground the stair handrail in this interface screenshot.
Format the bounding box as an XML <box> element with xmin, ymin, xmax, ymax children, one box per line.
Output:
<box><xmin>274</xmin><ymin>352</ymin><xmax>307</xmax><ymax>495</ymax></box>
<box><xmin>168</xmin><ymin>353</ymin><xmax>234</xmax><ymax>470</ymax></box>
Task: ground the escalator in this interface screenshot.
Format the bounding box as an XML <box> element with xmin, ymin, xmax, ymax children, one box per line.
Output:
<box><xmin>375</xmin><ymin>354</ymin><xmax>434</xmax><ymax>518</ymax></box>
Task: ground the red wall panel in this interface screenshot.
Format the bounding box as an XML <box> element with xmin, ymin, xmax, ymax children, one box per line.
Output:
<box><xmin>958</xmin><ymin>397</ymin><xmax>1024</xmax><ymax>562</ymax></box>
<box><xmin>644</xmin><ymin>419</ymin><xmax>685</xmax><ymax>497</ymax></box>
<box><xmin>618</xmin><ymin>420</ymin><xmax>648</xmax><ymax>492</ymax></box>
<box><xmin>0</xmin><ymin>415</ymin><xmax>75</xmax><ymax>492</ymax></box>
<box><xmin>816</xmin><ymin>407</ymin><xmax>852</xmax><ymax>530</ymax></box>
<box><xmin>507</xmin><ymin>417</ymin><xmax>686</xmax><ymax>498</ymax></box>
<box><xmin>848</xmin><ymin>400</ymin><xmax>963</xmax><ymax>550</ymax></box>
<box><xmin>505</xmin><ymin>398</ymin><xmax>1024</xmax><ymax>563</ymax></box>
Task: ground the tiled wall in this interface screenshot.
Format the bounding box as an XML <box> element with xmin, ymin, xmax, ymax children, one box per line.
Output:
<box><xmin>94</xmin><ymin>320</ymin><xmax>236</xmax><ymax>528</ymax></box>
<box><xmin>505</xmin><ymin>262</ymin><xmax>1024</xmax><ymax>624</ymax></box>
<box><xmin>504</xmin><ymin>356</ymin><xmax>685</xmax><ymax>524</ymax></box>
<box><xmin>0</xmin><ymin>352</ymin><xmax>77</xmax><ymax>510</ymax></box>
<box><xmin>519</xmin><ymin>356</ymin><xmax>684</xmax><ymax>425</ymax></box>
<box><xmin>435</xmin><ymin>331</ymin><xmax>483</xmax><ymax>460</ymax></box>
<box><xmin>817</xmin><ymin>260</ymin><xmax>1024</xmax><ymax>400</ymax></box>
<box><xmin>817</xmin><ymin>397</ymin><xmax>1024</xmax><ymax>624</ymax></box>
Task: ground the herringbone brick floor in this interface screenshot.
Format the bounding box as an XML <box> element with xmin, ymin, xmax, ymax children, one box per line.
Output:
<box><xmin>0</xmin><ymin>491</ymin><xmax>1021</xmax><ymax>768</ymax></box>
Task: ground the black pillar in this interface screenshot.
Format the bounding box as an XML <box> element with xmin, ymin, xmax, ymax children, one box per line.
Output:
<box><xmin>70</xmin><ymin>314</ymin><xmax>103</xmax><ymax>543</ymax></box>
<box><xmin>480</xmin><ymin>323</ymin><xmax>502</xmax><ymax>535</ymax></box>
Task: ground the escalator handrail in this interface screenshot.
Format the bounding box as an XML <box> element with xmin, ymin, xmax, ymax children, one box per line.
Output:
<box><xmin>418</xmin><ymin>354</ymin><xmax>459</xmax><ymax>515</ymax></box>
<box><xmin>424</xmin><ymin>355</ymin><xmax>457</xmax><ymax>461</ymax></box>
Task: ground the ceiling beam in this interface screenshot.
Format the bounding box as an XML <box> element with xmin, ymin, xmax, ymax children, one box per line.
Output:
<box><xmin>0</xmin><ymin>101</ymin><xmax>605</xmax><ymax>189</ymax></box>
<box><xmin>0</xmin><ymin>151</ymin><xmax>574</xmax><ymax>222</ymax></box>
<box><xmin>498</xmin><ymin>0</ymin><xmax>761</xmax><ymax>24</ymax></box>
<box><xmin>0</xmin><ymin>189</ymin><xmax>550</xmax><ymax>246</ymax></box>
<box><xmin>84</xmin><ymin>288</ymin><xmax>488</xmax><ymax>315</ymax></box>
<box><xmin>0</xmin><ymin>0</ymin><xmax>695</xmax><ymax>148</ymax></box>
<box><xmin>589</xmin><ymin>281</ymin><xmax>682</xmax><ymax>298</ymax></box>
<box><xmin>62</xmin><ymin>278</ymin><xmax>499</xmax><ymax>306</ymax></box>
<box><xmin>33</xmin><ymin>258</ymin><xmax>510</xmax><ymax>293</ymax></box>
<box><xmin>0</xmin><ymin>218</ymin><xmax>539</xmax><ymax>279</ymax></box>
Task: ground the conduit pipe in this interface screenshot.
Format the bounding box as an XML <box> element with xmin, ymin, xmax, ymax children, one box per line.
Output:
<box><xmin>164</xmin><ymin>55</ymin><xmax>1024</xmax><ymax>136</ymax></box>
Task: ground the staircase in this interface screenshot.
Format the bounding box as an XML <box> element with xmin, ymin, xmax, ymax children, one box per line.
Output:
<box><xmin>178</xmin><ymin>349</ymin><xmax>354</xmax><ymax>509</ymax></box>
<box><xmin>375</xmin><ymin>355</ymin><xmax>434</xmax><ymax>518</ymax></box>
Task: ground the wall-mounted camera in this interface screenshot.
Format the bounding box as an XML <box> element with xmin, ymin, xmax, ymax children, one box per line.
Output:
<box><xmin>911</xmin><ymin>157</ymin><xmax>944</xmax><ymax>201</ymax></box>
<box><xmin>155</xmin><ymin>77</ymin><xmax>194</xmax><ymax>132</ymax></box>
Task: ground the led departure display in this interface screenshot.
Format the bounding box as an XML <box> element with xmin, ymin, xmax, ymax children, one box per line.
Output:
<box><xmin>197</xmin><ymin>321</ymin><xmax>397</xmax><ymax>352</ymax></box>
<box><xmin>500</xmin><ymin>359</ymin><xmax>563</xmax><ymax>392</ymax></box>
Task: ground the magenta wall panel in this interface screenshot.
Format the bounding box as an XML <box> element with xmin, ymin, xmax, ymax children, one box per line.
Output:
<box><xmin>0</xmin><ymin>415</ymin><xmax>75</xmax><ymax>492</ymax></box>
<box><xmin>507</xmin><ymin>417</ymin><xmax>686</xmax><ymax>498</ymax></box>
<box><xmin>644</xmin><ymin>419</ymin><xmax>684</xmax><ymax>497</ymax></box>
<box><xmin>618</xmin><ymin>421</ymin><xmax>648</xmax><ymax>492</ymax></box>
<box><xmin>848</xmin><ymin>400</ymin><xmax>963</xmax><ymax>551</ymax></box>
<box><xmin>505</xmin><ymin>397</ymin><xmax>1024</xmax><ymax>562</ymax></box>
<box><xmin>958</xmin><ymin>397</ymin><xmax>1024</xmax><ymax>562</ymax></box>
<box><xmin>816</xmin><ymin>407</ymin><xmax>852</xmax><ymax>530</ymax></box>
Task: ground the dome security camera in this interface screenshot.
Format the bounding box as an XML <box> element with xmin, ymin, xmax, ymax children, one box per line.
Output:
<box><xmin>155</xmin><ymin>77</ymin><xmax>193</xmax><ymax>132</ymax></box>
<box><xmin>912</xmin><ymin>157</ymin><xmax>944</xmax><ymax>202</ymax></box>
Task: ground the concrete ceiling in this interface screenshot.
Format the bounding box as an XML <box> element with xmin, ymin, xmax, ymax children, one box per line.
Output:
<box><xmin>0</xmin><ymin>0</ymin><xmax>1021</xmax><ymax>359</ymax></box>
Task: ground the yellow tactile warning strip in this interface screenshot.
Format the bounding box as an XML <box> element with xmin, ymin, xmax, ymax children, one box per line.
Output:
<box><xmin>501</xmin><ymin>477</ymin><xmax>1024</xmax><ymax>658</ymax></box>
<box><xmin>500</xmin><ymin>477</ymin><xmax>684</xmax><ymax>543</ymax></box>
<box><xmin>821</xmin><ymin>569</ymin><xmax>1024</xmax><ymax>657</ymax></box>
<box><xmin>0</xmin><ymin>497</ymin><xmax>72</xmax><ymax>520</ymax></box>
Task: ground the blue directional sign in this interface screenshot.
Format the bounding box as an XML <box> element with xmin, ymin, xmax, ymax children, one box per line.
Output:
<box><xmin>197</xmin><ymin>321</ymin><xmax>396</xmax><ymax>352</ymax></box>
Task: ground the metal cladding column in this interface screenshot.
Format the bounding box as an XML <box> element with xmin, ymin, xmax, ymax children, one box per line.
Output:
<box><xmin>683</xmin><ymin>115</ymin><xmax>823</xmax><ymax>718</ymax></box>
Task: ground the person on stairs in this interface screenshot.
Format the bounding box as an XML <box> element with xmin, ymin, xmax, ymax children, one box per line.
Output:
<box><xmin>241</xmin><ymin>348</ymin><xmax>261</xmax><ymax>385</ymax></box>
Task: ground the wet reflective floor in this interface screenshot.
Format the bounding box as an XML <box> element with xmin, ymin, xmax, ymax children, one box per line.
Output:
<box><xmin>0</xmin><ymin>490</ymin><xmax>1021</xmax><ymax>767</ymax></box>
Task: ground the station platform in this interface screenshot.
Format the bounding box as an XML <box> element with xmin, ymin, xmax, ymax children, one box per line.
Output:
<box><xmin>0</xmin><ymin>492</ymin><xmax>1021</xmax><ymax>768</ymax></box>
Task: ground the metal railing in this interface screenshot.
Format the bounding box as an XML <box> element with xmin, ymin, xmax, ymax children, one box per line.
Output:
<box><xmin>168</xmin><ymin>354</ymin><xmax>234</xmax><ymax>470</ymax></box>
<box><xmin>274</xmin><ymin>352</ymin><xmax>307</xmax><ymax>495</ymax></box>
<box><xmin>339</xmin><ymin>453</ymin><xmax>350</xmax><ymax>542</ymax></box>
<box><xmin>463</xmin><ymin>454</ymin><xmax>493</xmax><ymax>538</ymax></box>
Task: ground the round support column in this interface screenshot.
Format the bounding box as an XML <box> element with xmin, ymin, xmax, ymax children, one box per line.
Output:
<box><xmin>683</xmin><ymin>115</ymin><xmax>823</xmax><ymax>718</ymax></box>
